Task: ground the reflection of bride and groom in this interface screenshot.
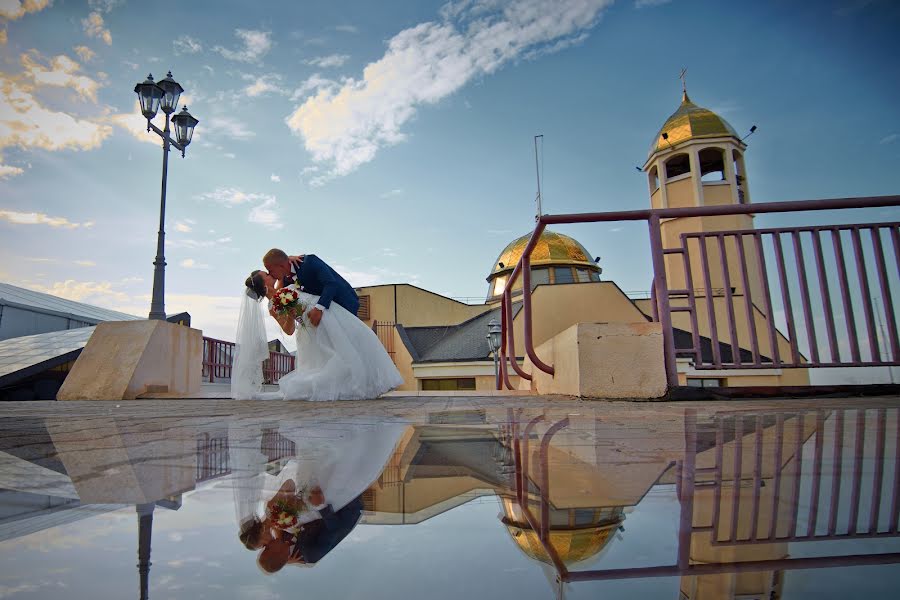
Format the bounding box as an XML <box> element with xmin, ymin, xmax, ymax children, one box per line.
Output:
<box><xmin>230</xmin><ymin>419</ymin><xmax>406</xmax><ymax>573</ymax></box>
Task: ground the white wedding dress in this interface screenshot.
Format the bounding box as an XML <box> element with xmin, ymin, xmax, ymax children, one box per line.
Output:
<box><xmin>231</xmin><ymin>287</ymin><xmax>403</xmax><ymax>401</ymax></box>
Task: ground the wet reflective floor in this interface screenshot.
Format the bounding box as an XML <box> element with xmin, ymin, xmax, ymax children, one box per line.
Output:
<box><xmin>0</xmin><ymin>396</ymin><xmax>899</xmax><ymax>599</ymax></box>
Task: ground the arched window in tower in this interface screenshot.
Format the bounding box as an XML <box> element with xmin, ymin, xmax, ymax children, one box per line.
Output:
<box><xmin>733</xmin><ymin>150</ymin><xmax>748</xmax><ymax>203</ymax></box>
<box><xmin>665</xmin><ymin>153</ymin><xmax>691</xmax><ymax>179</ymax></box>
<box><xmin>699</xmin><ymin>147</ymin><xmax>726</xmax><ymax>182</ymax></box>
<box><xmin>648</xmin><ymin>165</ymin><xmax>660</xmax><ymax>191</ymax></box>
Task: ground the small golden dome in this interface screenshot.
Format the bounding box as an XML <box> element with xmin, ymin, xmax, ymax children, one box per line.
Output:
<box><xmin>504</xmin><ymin>524</ymin><xmax>619</xmax><ymax>565</ymax></box>
<box><xmin>489</xmin><ymin>229</ymin><xmax>598</xmax><ymax>280</ymax></box>
<box><xmin>649</xmin><ymin>92</ymin><xmax>739</xmax><ymax>157</ymax></box>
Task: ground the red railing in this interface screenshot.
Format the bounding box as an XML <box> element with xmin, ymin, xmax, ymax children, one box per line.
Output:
<box><xmin>498</xmin><ymin>195</ymin><xmax>900</xmax><ymax>390</ymax></box>
<box><xmin>201</xmin><ymin>336</ymin><xmax>295</xmax><ymax>384</ymax></box>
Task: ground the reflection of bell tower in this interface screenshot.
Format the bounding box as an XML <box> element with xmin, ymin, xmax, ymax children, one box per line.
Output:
<box><xmin>642</xmin><ymin>77</ymin><xmax>761</xmax><ymax>303</ymax></box>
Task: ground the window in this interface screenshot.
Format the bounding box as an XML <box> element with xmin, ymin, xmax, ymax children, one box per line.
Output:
<box><xmin>553</xmin><ymin>267</ymin><xmax>575</xmax><ymax>284</ymax></box>
<box><xmin>686</xmin><ymin>378</ymin><xmax>724</xmax><ymax>388</ymax></box>
<box><xmin>649</xmin><ymin>165</ymin><xmax>660</xmax><ymax>191</ymax></box>
<box><xmin>590</xmin><ymin>271</ymin><xmax>601</xmax><ymax>282</ymax></box>
<box><xmin>421</xmin><ymin>378</ymin><xmax>477</xmax><ymax>391</ymax></box>
<box><xmin>357</xmin><ymin>295</ymin><xmax>371</xmax><ymax>320</ymax></box>
<box><xmin>492</xmin><ymin>275</ymin><xmax>507</xmax><ymax>297</ymax></box>
<box><xmin>530</xmin><ymin>267</ymin><xmax>550</xmax><ymax>289</ymax></box>
<box><xmin>576</xmin><ymin>268</ymin><xmax>592</xmax><ymax>283</ymax></box>
<box><xmin>699</xmin><ymin>147</ymin><xmax>726</xmax><ymax>182</ymax></box>
<box><xmin>665</xmin><ymin>153</ymin><xmax>691</xmax><ymax>179</ymax></box>
<box><xmin>733</xmin><ymin>150</ymin><xmax>748</xmax><ymax>204</ymax></box>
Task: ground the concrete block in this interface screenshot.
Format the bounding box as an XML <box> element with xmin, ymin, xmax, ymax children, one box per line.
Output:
<box><xmin>528</xmin><ymin>322</ymin><xmax>667</xmax><ymax>399</ymax></box>
<box><xmin>57</xmin><ymin>320</ymin><xmax>202</xmax><ymax>401</ymax></box>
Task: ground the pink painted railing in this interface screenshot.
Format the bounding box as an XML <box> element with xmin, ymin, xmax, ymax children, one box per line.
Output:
<box><xmin>201</xmin><ymin>336</ymin><xmax>295</xmax><ymax>384</ymax></box>
<box><xmin>497</xmin><ymin>195</ymin><xmax>900</xmax><ymax>389</ymax></box>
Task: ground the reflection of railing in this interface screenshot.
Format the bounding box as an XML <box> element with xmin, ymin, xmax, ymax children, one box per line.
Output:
<box><xmin>506</xmin><ymin>406</ymin><xmax>900</xmax><ymax>590</ymax></box>
<box><xmin>196</xmin><ymin>432</ymin><xmax>230</xmax><ymax>483</ymax></box>
<box><xmin>201</xmin><ymin>336</ymin><xmax>295</xmax><ymax>384</ymax></box>
<box><xmin>497</xmin><ymin>195</ymin><xmax>900</xmax><ymax>389</ymax></box>
<box><xmin>260</xmin><ymin>428</ymin><xmax>296</xmax><ymax>463</ymax></box>
<box><xmin>705</xmin><ymin>408</ymin><xmax>900</xmax><ymax>545</ymax></box>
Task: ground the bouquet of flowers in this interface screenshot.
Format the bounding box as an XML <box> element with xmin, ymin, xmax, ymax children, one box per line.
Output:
<box><xmin>272</xmin><ymin>287</ymin><xmax>309</xmax><ymax>329</ymax></box>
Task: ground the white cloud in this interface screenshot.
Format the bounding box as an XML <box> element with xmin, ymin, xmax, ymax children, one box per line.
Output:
<box><xmin>31</xmin><ymin>279</ymin><xmax>131</xmax><ymax>304</ymax></box>
<box><xmin>223</xmin><ymin>152</ymin><xmax>236</xmax><ymax>159</ymax></box>
<box><xmin>74</xmin><ymin>260</ymin><xmax>95</xmax><ymax>266</ymax></box>
<box><xmin>109</xmin><ymin>100</ymin><xmax>167</xmax><ymax>145</ymax></box>
<box><xmin>0</xmin><ymin>0</ymin><xmax>51</xmax><ymax>20</ymax></box>
<box><xmin>0</xmin><ymin>163</ymin><xmax>24</xmax><ymax>179</ymax></box>
<box><xmin>286</xmin><ymin>0</ymin><xmax>613</xmax><ymax>181</ymax></box>
<box><xmin>166</xmin><ymin>236</ymin><xmax>232</xmax><ymax>249</ymax></box>
<box><xmin>242</xmin><ymin>72</ymin><xmax>286</xmax><ymax>97</ymax></box>
<box><xmin>0</xmin><ymin>56</ymin><xmax>111</xmax><ymax>172</ymax></box>
<box><xmin>333</xmin><ymin>264</ymin><xmax>421</xmax><ymax>287</ymax></box>
<box><xmin>290</xmin><ymin>74</ymin><xmax>337</xmax><ymax>101</ymax></box>
<box><xmin>214</xmin><ymin>29</ymin><xmax>272</xmax><ymax>63</ymax></box>
<box><xmin>206</xmin><ymin>115</ymin><xmax>255</xmax><ymax>140</ymax></box>
<box><xmin>0</xmin><ymin>28</ymin><xmax>7</xmax><ymax>46</ymax></box>
<box><xmin>73</xmin><ymin>45</ymin><xmax>96</xmax><ymax>62</ymax></box>
<box><xmin>88</xmin><ymin>0</ymin><xmax>123</xmax><ymax>12</ymax></box>
<box><xmin>270</xmin><ymin>174</ymin><xmax>280</xmax><ymax>182</ymax></box>
<box><xmin>304</xmin><ymin>54</ymin><xmax>350</xmax><ymax>68</ymax></box>
<box><xmin>174</xmin><ymin>35</ymin><xmax>203</xmax><ymax>55</ymax></box>
<box><xmin>248</xmin><ymin>197</ymin><xmax>283</xmax><ymax>229</ymax></box>
<box><xmin>82</xmin><ymin>12</ymin><xmax>112</xmax><ymax>45</ymax></box>
<box><xmin>196</xmin><ymin>187</ymin><xmax>272</xmax><ymax>206</ymax></box>
<box><xmin>880</xmin><ymin>133</ymin><xmax>899</xmax><ymax>145</ymax></box>
<box><xmin>180</xmin><ymin>258</ymin><xmax>209</xmax><ymax>269</ymax></box>
<box><xmin>174</xmin><ymin>220</ymin><xmax>192</xmax><ymax>232</ymax></box>
<box><xmin>634</xmin><ymin>0</ymin><xmax>672</xmax><ymax>7</ymax></box>
<box><xmin>20</xmin><ymin>52</ymin><xmax>103</xmax><ymax>102</ymax></box>
<box><xmin>0</xmin><ymin>210</ymin><xmax>94</xmax><ymax>229</ymax></box>
<box><xmin>334</xmin><ymin>24</ymin><xmax>359</xmax><ymax>34</ymax></box>
<box><xmin>379</xmin><ymin>188</ymin><xmax>404</xmax><ymax>199</ymax></box>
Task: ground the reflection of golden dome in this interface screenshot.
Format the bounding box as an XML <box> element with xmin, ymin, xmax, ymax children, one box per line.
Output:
<box><xmin>504</xmin><ymin>524</ymin><xmax>618</xmax><ymax>565</ymax></box>
<box><xmin>649</xmin><ymin>92</ymin><xmax>739</xmax><ymax>156</ymax></box>
<box><xmin>488</xmin><ymin>229</ymin><xmax>598</xmax><ymax>280</ymax></box>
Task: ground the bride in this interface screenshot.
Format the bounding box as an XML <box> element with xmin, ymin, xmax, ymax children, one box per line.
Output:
<box><xmin>231</xmin><ymin>270</ymin><xmax>403</xmax><ymax>401</ymax></box>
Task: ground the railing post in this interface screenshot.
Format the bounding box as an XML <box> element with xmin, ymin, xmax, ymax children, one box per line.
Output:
<box><xmin>648</xmin><ymin>214</ymin><xmax>679</xmax><ymax>388</ymax></box>
<box><xmin>522</xmin><ymin>252</ymin><xmax>555</xmax><ymax>376</ymax></box>
<box><xmin>503</xmin><ymin>288</ymin><xmax>533</xmax><ymax>382</ymax></box>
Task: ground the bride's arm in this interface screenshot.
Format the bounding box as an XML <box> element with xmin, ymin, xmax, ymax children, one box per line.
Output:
<box><xmin>269</xmin><ymin>305</ymin><xmax>296</xmax><ymax>336</ymax></box>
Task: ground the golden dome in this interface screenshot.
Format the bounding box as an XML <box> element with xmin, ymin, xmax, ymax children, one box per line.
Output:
<box><xmin>489</xmin><ymin>229</ymin><xmax>597</xmax><ymax>280</ymax></box>
<box><xmin>649</xmin><ymin>92</ymin><xmax>739</xmax><ymax>157</ymax></box>
<box><xmin>504</xmin><ymin>524</ymin><xmax>618</xmax><ymax>565</ymax></box>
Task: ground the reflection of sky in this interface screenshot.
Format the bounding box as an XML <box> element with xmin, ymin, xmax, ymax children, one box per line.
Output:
<box><xmin>1</xmin><ymin>480</ymin><xmax>899</xmax><ymax>599</ymax></box>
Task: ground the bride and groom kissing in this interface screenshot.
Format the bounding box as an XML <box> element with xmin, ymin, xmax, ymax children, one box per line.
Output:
<box><xmin>233</xmin><ymin>248</ymin><xmax>403</xmax><ymax>401</ymax></box>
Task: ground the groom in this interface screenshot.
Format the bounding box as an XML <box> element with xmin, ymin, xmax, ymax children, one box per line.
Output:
<box><xmin>263</xmin><ymin>248</ymin><xmax>359</xmax><ymax>327</ymax></box>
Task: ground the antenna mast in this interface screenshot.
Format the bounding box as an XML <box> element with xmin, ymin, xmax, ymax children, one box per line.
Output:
<box><xmin>534</xmin><ymin>134</ymin><xmax>543</xmax><ymax>222</ymax></box>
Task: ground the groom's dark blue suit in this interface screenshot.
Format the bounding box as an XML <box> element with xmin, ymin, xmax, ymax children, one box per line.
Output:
<box><xmin>285</xmin><ymin>255</ymin><xmax>359</xmax><ymax>316</ymax></box>
<box><xmin>290</xmin><ymin>496</ymin><xmax>363</xmax><ymax>564</ymax></box>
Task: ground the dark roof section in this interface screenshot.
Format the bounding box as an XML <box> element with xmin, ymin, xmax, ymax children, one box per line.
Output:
<box><xmin>0</xmin><ymin>282</ymin><xmax>141</xmax><ymax>323</ymax></box>
<box><xmin>398</xmin><ymin>303</ymin><xmax>523</xmax><ymax>363</ymax></box>
<box><xmin>673</xmin><ymin>329</ymin><xmax>773</xmax><ymax>364</ymax></box>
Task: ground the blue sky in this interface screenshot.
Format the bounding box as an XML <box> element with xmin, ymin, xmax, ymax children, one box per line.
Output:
<box><xmin>1</xmin><ymin>0</ymin><xmax>899</xmax><ymax>341</ymax></box>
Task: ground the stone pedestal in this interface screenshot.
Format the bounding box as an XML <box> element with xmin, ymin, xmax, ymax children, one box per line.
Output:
<box><xmin>527</xmin><ymin>322</ymin><xmax>667</xmax><ymax>399</ymax></box>
<box><xmin>57</xmin><ymin>320</ymin><xmax>202</xmax><ymax>401</ymax></box>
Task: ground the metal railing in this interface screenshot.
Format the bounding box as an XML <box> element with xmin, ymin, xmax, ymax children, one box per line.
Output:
<box><xmin>195</xmin><ymin>432</ymin><xmax>230</xmax><ymax>483</ymax></box>
<box><xmin>201</xmin><ymin>336</ymin><xmax>295</xmax><ymax>384</ymax></box>
<box><xmin>372</xmin><ymin>321</ymin><xmax>396</xmax><ymax>363</ymax></box>
<box><xmin>497</xmin><ymin>195</ymin><xmax>900</xmax><ymax>389</ymax></box>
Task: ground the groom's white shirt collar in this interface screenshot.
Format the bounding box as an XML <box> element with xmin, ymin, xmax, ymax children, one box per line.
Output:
<box><xmin>291</xmin><ymin>259</ymin><xmax>326</xmax><ymax>313</ymax></box>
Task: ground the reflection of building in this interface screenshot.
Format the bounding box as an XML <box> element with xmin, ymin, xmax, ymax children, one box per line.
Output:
<box><xmin>355</xmin><ymin>87</ymin><xmax>808</xmax><ymax>394</ymax></box>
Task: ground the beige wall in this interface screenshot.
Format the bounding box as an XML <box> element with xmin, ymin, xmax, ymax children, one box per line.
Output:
<box><xmin>357</xmin><ymin>284</ymin><xmax>490</xmax><ymax>327</ymax></box>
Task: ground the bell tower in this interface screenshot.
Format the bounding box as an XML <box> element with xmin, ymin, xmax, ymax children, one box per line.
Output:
<box><xmin>642</xmin><ymin>76</ymin><xmax>760</xmax><ymax>302</ymax></box>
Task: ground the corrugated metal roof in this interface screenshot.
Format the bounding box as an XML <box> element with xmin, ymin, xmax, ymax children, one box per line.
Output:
<box><xmin>0</xmin><ymin>327</ymin><xmax>94</xmax><ymax>384</ymax></box>
<box><xmin>0</xmin><ymin>282</ymin><xmax>141</xmax><ymax>323</ymax></box>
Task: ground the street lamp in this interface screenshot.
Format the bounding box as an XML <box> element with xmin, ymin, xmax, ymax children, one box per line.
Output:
<box><xmin>133</xmin><ymin>71</ymin><xmax>199</xmax><ymax>320</ymax></box>
<box><xmin>486</xmin><ymin>318</ymin><xmax>503</xmax><ymax>388</ymax></box>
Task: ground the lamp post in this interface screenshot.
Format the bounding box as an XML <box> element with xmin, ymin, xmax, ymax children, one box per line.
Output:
<box><xmin>134</xmin><ymin>71</ymin><xmax>199</xmax><ymax>320</ymax></box>
<box><xmin>486</xmin><ymin>318</ymin><xmax>502</xmax><ymax>389</ymax></box>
